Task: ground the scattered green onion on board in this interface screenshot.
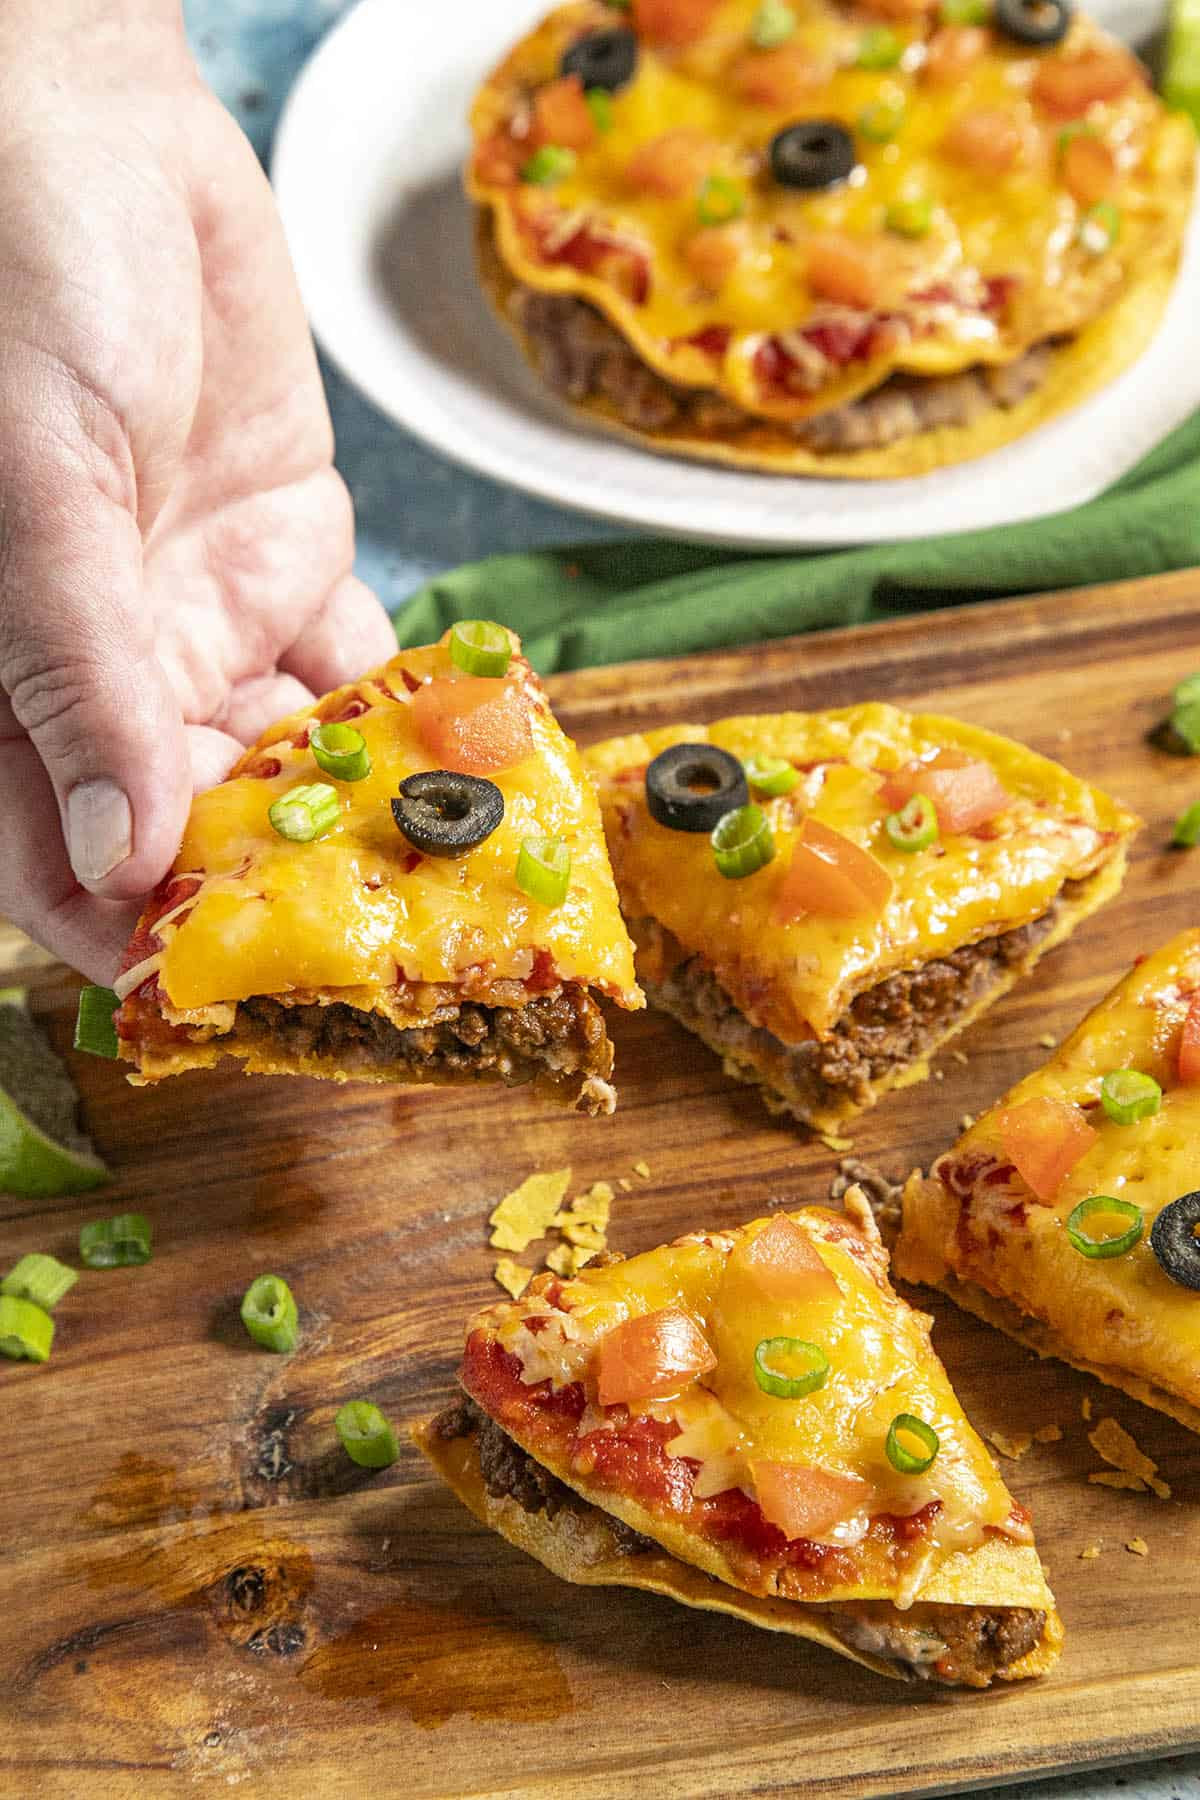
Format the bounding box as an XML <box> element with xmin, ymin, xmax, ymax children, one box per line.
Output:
<box><xmin>744</xmin><ymin>753</ymin><xmax>798</xmax><ymax>797</ymax></box>
<box><xmin>886</xmin><ymin>1413</ymin><xmax>940</xmax><ymax>1474</ymax></box>
<box><xmin>885</xmin><ymin>793</ymin><xmax>939</xmax><ymax>852</ymax></box>
<box><xmin>856</xmin><ymin>26</ymin><xmax>904</xmax><ymax>67</ymax></box>
<box><xmin>585</xmin><ymin>87</ymin><xmax>614</xmax><ymax>132</ymax></box>
<box><xmin>750</xmin><ymin>0</ymin><xmax>797</xmax><ymax>46</ymax></box>
<box><xmin>0</xmin><ymin>1295</ymin><xmax>53</xmax><ymax>1363</ymax></box>
<box><xmin>1</xmin><ymin>1253</ymin><xmax>78</xmax><ymax>1310</ymax></box>
<box><xmin>268</xmin><ymin>783</ymin><xmax>340</xmax><ymax>843</ymax></box>
<box><xmin>1099</xmin><ymin>1069</ymin><xmax>1163</xmax><ymax>1125</ymax></box>
<box><xmin>311</xmin><ymin>722</ymin><xmax>371</xmax><ymax>783</ymax></box>
<box><xmin>449</xmin><ymin>618</ymin><xmax>513</xmax><ymax>678</ymax></box>
<box><xmin>521</xmin><ymin>145</ymin><xmax>577</xmax><ymax>186</ymax></box>
<box><xmin>75</xmin><ymin>985</ymin><xmax>120</xmax><ymax>1059</ymax></box>
<box><xmin>516</xmin><ymin>837</ymin><xmax>572</xmax><ymax>907</ymax></box>
<box><xmin>80</xmin><ymin>1213</ymin><xmax>152</xmax><ymax>1269</ymax></box>
<box><xmin>711</xmin><ymin>804</ymin><xmax>776</xmax><ymax>879</ymax></box>
<box><xmin>1066</xmin><ymin>1195</ymin><xmax>1144</xmax><ymax>1259</ymax></box>
<box><xmin>336</xmin><ymin>1400</ymin><xmax>400</xmax><ymax>1469</ymax></box>
<box><xmin>753</xmin><ymin>1336</ymin><xmax>830</xmax><ymax>1398</ymax></box>
<box><xmin>859</xmin><ymin>98</ymin><xmax>906</xmax><ymax>142</ymax></box>
<box><xmin>1173</xmin><ymin>801</ymin><xmax>1200</xmax><ymax>847</ymax></box>
<box><xmin>240</xmin><ymin>1274</ymin><xmax>300</xmax><ymax>1354</ymax></box>
<box><xmin>697</xmin><ymin>175</ymin><xmax>746</xmax><ymax>226</ymax></box>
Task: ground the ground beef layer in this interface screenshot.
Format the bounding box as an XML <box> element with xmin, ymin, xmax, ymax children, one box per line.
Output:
<box><xmin>635</xmin><ymin>906</ymin><xmax>1061</xmax><ymax>1126</ymax></box>
<box><xmin>432</xmin><ymin>1399</ymin><xmax>1044</xmax><ymax>1686</ymax></box>
<box><xmin>508</xmin><ymin>283</ymin><xmax>1055</xmax><ymax>455</ymax></box>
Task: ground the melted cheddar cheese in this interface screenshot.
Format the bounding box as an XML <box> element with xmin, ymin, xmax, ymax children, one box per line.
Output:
<box><xmin>898</xmin><ymin>931</ymin><xmax>1200</xmax><ymax>1422</ymax></box>
<box><xmin>584</xmin><ymin>704</ymin><xmax>1137</xmax><ymax>1043</ymax></box>
<box><xmin>122</xmin><ymin>637</ymin><xmax>640</xmax><ymax>1016</ymax></box>
<box><xmin>466</xmin><ymin>1194</ymin><xmax>1051</xmax><ymax>1608</ymax></box>
<box><xmin>471</xmin><ymin>0</ymin><xmax>1193</xmax><ymax>420</ymax></box>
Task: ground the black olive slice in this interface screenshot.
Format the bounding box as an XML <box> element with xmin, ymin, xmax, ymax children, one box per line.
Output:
<box><xmin>560</xmin><ymin>28</ymin><xmax>638</xmax><ymax>93</ymax></box>
<box><xmin>1150</xmin><ymin>1190</ymin><xmax>1200</xmax><ymax>1290</ymax></box>
<box><xmin>994</xmin><ymin>0</ymin><xmax>1072</xmax><ymax>45</ymax></box>
<box><xmin>645</xmin><ymin>743</ymin><xmax>750</xmax><ymax>833</ymax></box>
<box><xmin>392</xmin><ymin>771</ymin><xmax>504</xmax><ymax>857</ymax></box>
<box><xmin>769</xmin><ymin>121</ymin><xmax>856</xmax><ymax>192</ymax></box>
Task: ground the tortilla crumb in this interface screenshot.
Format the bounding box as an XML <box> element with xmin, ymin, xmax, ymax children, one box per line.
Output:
<box><xmin>633</xmin><ymin>1161</ymin><xmax>651</xmax><ymax>1179</ymax></box>
<box><xmin>546</xmin><ymin>1240</ymin><xmax>597</xmax><ymax>1278</ymax></box>
<box><xmin>1089</xmin><ymin>1470</ymin><xmax>1148</xmax><ymax>1492</ymax></box>
<box><xmin>950</xmin><ymin>1050</ymin><xmax>969</xmax><ymax>1066</ymax></box>
<box><xmin>493</xmin><ymin>1257</ymin><xmax>534</xmax><ymax>1300</ymax></box>
<box><xmin>1082</xmin><ymin>1396</ymin><xmax>1093</xmax><ymax>1422</ymax></box>
<box><xmin>988</xmin><ymin>1430</ymin><xmax>1033</xmax><ymax>1460</ymax></box>
<box><xmin>1126</xmin><ymin>1537</ymin><xmax>1150</xmax><ymax>1557</ymax></box>
<box><xmin>489</xmin><ymin>1169</ymin><xmax>572</xmax><ymax>1252</ymax></box>
<box><xmin>1088</xmin><ymin>1418</ymin><xmax>1171</xmax><ymax>1499</ymax></box>
<box><xmin>1037</xmin><ymin>1034</ymin><xmax>1057</xmax><ymax>1048</ymax></box>
<box><xmin>619</xmin><ymin>1177</ymin><xmax>633</xmax><ymax>1192</ymax></box>
<box><xmin>959</xmin><ymin>1115</ymin><xmax>975</xmax><ymax>1133</ymax></box>
<box><xmin>1079</xmin><ymin>1544</ymin><xmax>1102</xmax><ymax>1560</ymax></box>
<box><xmin>933</xmin><ymin>1070</ymin><xmax>944</xmax><ymax>1082</ymax></box>
<box><xmin>1034</xmin><ymin>1425</ymin><xmax>1063</xmax><ymax>1444</ymax></box>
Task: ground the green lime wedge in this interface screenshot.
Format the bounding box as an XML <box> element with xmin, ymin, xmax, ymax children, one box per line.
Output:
<box><xmin>0</xmin><ymin>996</ymin><xmax>108</xmax><ymax>1197</ymax></box>
<box><xmin>1164</xmin><ymin>0</ymin><xmax>1200</xmax><ymax>129</ymax></box>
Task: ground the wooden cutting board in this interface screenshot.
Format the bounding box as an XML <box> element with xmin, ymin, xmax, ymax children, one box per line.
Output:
<box><xmin>4</xmin><ymin>573</ymin><xmax>1200</xmax><ymax>1800</ymax></box>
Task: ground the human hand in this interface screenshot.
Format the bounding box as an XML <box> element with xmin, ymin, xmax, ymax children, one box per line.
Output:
<box><xmin>0</xmin><ymin>3</ymin><xmax>396</xmax><ymax>979</ymax></box>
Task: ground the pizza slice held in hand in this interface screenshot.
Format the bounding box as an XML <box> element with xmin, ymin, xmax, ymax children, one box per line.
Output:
<box><xmin>416</xmin><ymin>1190</ymin><xmax>1062</xmax><ymax>1687</ymax></box>
<box><xmin>114</xmin><ymin>625</ymin><xmax>641</xmax><ymax>1113</ymax></box>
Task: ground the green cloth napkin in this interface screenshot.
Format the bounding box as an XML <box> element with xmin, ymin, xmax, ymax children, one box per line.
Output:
<box><xmin>397</xmin><ymin>412</ymin><xmax>1200</xmax><ymax>675</ymax></box>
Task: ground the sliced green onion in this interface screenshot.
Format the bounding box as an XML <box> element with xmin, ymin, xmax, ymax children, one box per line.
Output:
<box><xmin>711</xmin><ymin>804</ymin><xmax>776</xmax><ymax>879</ymax></box>
<box><xmin>1171</xmin><ymin>701</ymin><xmax>1200</xmax><ymax>754</ymax></box>
<box><xmin>886</xmin><ymin>1413</ymin><xmax>939</xmax><ymax>1474</ymax></box>
<box><xmin>1056</xmin><ymin>121</ymin><xmax>1097</xmax><ymax>156</ymax></box>
<box><xmin>856</xmin><ymin>26</ymin><xmax>904</xmax><ymax>67</ymax></box>
<box><xmin>79</xmin><ymin>1213</ymin><xmax>152</xmax><ymax>1268</ymax></box>
<box><xmin>1100</xmin><ymin>1068</ymin><xmax>1163</xmax><ymax>1125</ymax></box>
<box><xmin>1066</xmin><ymin>1195</ymin><xmax>1144</xmax><ymax>1259</ymax></box>
<box><xmin>75</xmin><ymin>985</ymin><xmax>119</xmax><ymax>1059</ymax></box>
<box><xmin>858</xmin><ymin>98</ymin><xmax>907</xmax><ymax>143</ymax></box>
<box><xmin>240</xmin><ymin>1274</ymin><xmax>299</xmax><ymax>1353</ymax></box>
<box><xmin>1077</xmin><ymin>200</ymin><xmax>1120</xmax><ymax>254</ymax></box>
<box><xmin>449</xmin><ymin>618</ymin><xmax>512</xmax><ymax>678</ymax></box>
<box><xmin>0</xmin><ymin>1295</ymin><xmax>53</xmax><ymax>1363</ymax></box>
<box><xmin>585</xmin><ymin>87</ymin><xmax>614</xmax><ymax>132</ymax></box>
<box><xmin>939</xmin><ymin>0</ymin><xmax>988</xmax><ymax>19</ymax></box>
<box><xmin>753</xmin><ymin>1336</ymin><xmax>830</xmax><ymax>1399</ymax></box>
<box><xmin>1163</xmin><ymin>0</ymin><xmax>1200</xmax><ymax>129</ymax></box>
<box><xmin>268</xmin><ymin>783</ymin><xmax>340</xmax><ymax>844</ymax></box>
<box><xmin>1173</xmin><ymin>672</ymin><xmax>1200</xmax><ymax>710</ymax></box>
<box><xmin>521</xmin><ymin>145</ymin><xmax>576</xmax><ymax>186</ymax></box>
<box><xmin>1173</xmin><ymin>801</ymin><xmax>1200</xmax><ymax>847</ymax></box>
<box><xmin>744</xmin><ymin>753</ymin><xmax>797</xmax><ymax>797</ymax></box>
<box><xmin>697</xmin><ymin>175</ymin><xmax>745</xmax><ymax>226</ymax></box>
<box><xmin>336</xmin><ymin>1399</ymin><xmax>400</xmax><ymax>1469</ymax></box>
<box><xmin>885</xmin><ymin>793</ymin><xmax>939</xmax><ymax>852</ymax></box>
<box><xmin>310</xmin><ymin>722</ymin><xmax>371</xmax><ymax>783</ymax></box>
<box><xmin>516</xmin><ymin>836</ymin><xmax>572</xmax><ymax>907</ymax></box>
<box><xmin>1</xmin><ymin>1253</ymin><xmax>78</xmax><ymax>1310</ymax></box>
<box><xmin>885</xmin><ymin>195</ymin><xmax>934</xmax><ymax>239</ymax></box>
<box><xmin>751</xmin><ymin>0</ymin><xmax>797</xmax><ymax>46</ymax></box>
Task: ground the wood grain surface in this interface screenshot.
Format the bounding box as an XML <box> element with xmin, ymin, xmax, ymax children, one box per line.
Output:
<box><xmin>4</xmin><ymin>572</ymin><xmax>1200</xmax><ymax>1799</ymax></box>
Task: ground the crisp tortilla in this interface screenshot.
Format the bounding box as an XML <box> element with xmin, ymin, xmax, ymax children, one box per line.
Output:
<box><xmin>415</xmin><ymin>1420</ymin><xmax>1062</xmax><ymax>1686</ymax></box>
<box><xmin>479</xmin><ymin>212</ymin><xmax>1191</xmax><ymax>478</ymax></box>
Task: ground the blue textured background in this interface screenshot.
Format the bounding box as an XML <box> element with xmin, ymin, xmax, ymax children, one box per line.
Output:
<box><xmin>184</xmin><ymin>4</ymin><xmax>1200</xmax><ymax>1793</ymax></box>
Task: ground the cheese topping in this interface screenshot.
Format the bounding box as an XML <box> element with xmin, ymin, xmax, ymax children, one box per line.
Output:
<box><xmin>138</xmin><ymin>639</ymin><xmax>639</xmax><ymax>1013</ymax></box>
<box><xmin>471</xmin><ymin>0</ymin><xmax>1192</xmax><ymax>419</ymax></box>
<box><xmin>584</xmin><ymin>704</ymin><xmax>1136</xmax><ymax>1041</ymax></box>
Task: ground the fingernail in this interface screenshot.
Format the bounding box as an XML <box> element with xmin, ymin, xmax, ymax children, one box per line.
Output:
<box><xmin>67</xmin><ymin>779</ymin><xmax>133</xmax><ymax>884</ymax></box>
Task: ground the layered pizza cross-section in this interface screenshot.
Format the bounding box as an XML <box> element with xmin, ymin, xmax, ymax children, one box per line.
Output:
<box><xmin>897</xmin><ymin>930</ymin><xmax>1200</xmax><ymax>1435</ymax></box>
<box><xmin>583</xmin><ymin>704</ymin><xmax>1136</xmax><ymax>1130</ymax></box>
<box><xmin>115</xmin><ymin>627</ymin><xmax>642</xmax><ymax>1112</ymax></box>
<box><xmin>416</xmin><ymin>1190</ymin><xmax>1062</xmax><ymax>1686</ymax></box>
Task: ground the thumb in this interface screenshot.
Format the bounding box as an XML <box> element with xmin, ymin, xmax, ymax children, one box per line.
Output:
<box><xmin>0</xmin><ymin>370</ymin><xmax>191</xmax><ymax>901</ymax></box>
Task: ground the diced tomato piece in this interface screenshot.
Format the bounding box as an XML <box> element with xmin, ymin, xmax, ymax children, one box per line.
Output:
<box><xmin>774</xmin><ymin>818</ymin><xmax>894</xmax><ymax>923</ymax></box>
<box><xmin>677</xmin><ymin>323</ymin><xmax>733</xmax><ymax>357</ymax></box>
<box><xmin>805</xmin><ymin>233</ymin><xmax>885</xmax><ymax>311</ymax></box>
<box><xmin>542</xmin><ymin>221</ymin><xmax>652</xmax><ymax>305</ymax></box>
<box><xmin>997</xmin><ymin>1096</ymin><xmax>1098</xmax><ymax>1204</ymax></box>
<box><xmin>943</xmin><ymin>108</ymin><xmax>1025</xmax><ymax>175</ymax></box>
<box><xmin>411</xmin><ymin>677</ymin><xmax>534</xmax><ymax>774</ymax></box>
<box><xmin>732</xmin><ymin>44</ymin><xmax>824</xmax><ymax>108</ymax></box>
<box><xmin>923</xmin><ymin>24</ymin><xmax>988</xmax><ymax>84</ymax></box>
<box><xmin>683</xmin><ymin>221</ymin><xmax>751</xmax><ymax>289</ymax></box>
<box><xmin>751</xmin><ymin>1462</ymin><xmax>872</xmax><ymax>1541</ymax></box>
<box><xmin>626</xmin><ymin>128</ymin><xmax>720</xmax><ymax>198</ymax></box>
<box><xmin>1060</xmin><ymin>132</ymin><xmax>1117</xmax><ymax>206</ymax></box>
<box><xmin>532</xmin><ymin>75</ymin><xmax>597</xmax><ymax>152</ymax></box>
<box><xmin>595</xmin><ymin>1308</ymin><xmax>717</xmax><ymax>1407</ymax></box>
<box><xmin>1178</xmin><ymin>994</ymin><xmax>1200</xmax><ymax>1083</ymax></box>
<box><xmin>880</xmin><ymin>749</ymin><xmax>1010</xmax><ymax>834</ymax></box>
<box><xmin>473</xmin><ymin>133</ymin><xmax>523</xmax><ymax>188</ymax></box>
<box><xmin>1032</xmin><ymin>48</ymin><xmax>1141</xmax><ymax>117</ymax></box>
<box><xmin>735</xmin><ymin>1215</ymin><xmax>841</xmax><ymax>1305</ymax></box>
<box><xmin>633</xmin><ymin>0</ymin><xmax>722</xmax><ymax>46</ymax></box>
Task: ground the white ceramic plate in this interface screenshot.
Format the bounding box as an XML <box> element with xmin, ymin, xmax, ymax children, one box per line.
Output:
<box><xmin>272</xmin><ymin>0</ymin><xmax>1197</xmax><ymax>548</ymax></box>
